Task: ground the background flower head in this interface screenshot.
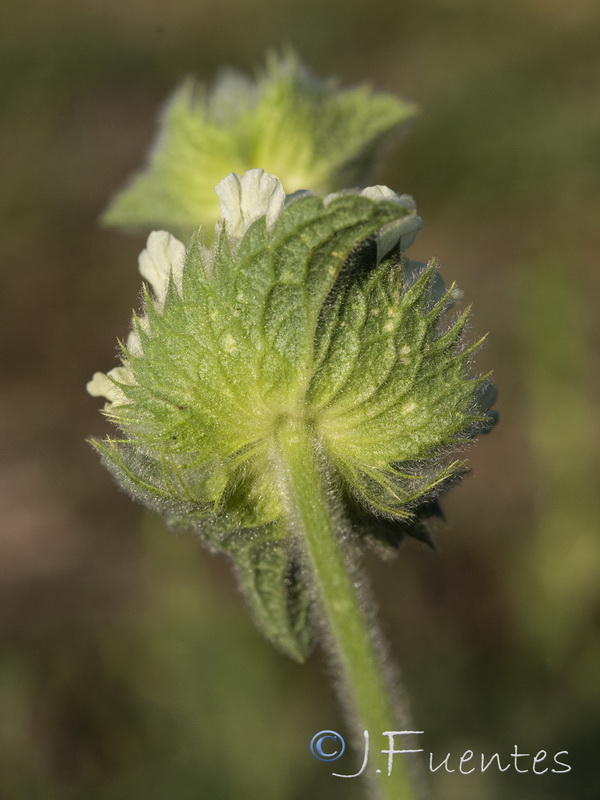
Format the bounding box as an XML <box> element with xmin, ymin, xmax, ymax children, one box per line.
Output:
<box><xmin>102</xmin><ymin>52</ymin><xmax>417</xmax><ymax>239</ymax></box>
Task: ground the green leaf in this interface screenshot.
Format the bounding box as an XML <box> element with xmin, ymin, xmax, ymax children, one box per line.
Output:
<box><xmin>225</xmin><ymin>526</ymin><xmax>314</xmax><ymax>662</ymax></box>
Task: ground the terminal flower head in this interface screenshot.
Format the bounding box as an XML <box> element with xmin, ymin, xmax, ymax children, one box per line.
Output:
<box><xmin>102</xmin><ymin>52</ymin><xmax>417</xmax><ymax>239</ymax></box>
<box><xmin>89</xmin><ymin>170</ymin><xmax>495</xmax><ymax>660</ymax></box>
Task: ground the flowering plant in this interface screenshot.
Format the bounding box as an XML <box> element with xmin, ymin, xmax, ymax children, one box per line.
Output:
<box><xmin>89</xmin><ymin>57</ymin><xmax>495</xmax><ymax>800</ymax></box>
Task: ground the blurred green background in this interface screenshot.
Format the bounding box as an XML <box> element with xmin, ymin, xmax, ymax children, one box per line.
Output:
<box><xmin>1</xmin><ymin>0</ymin><xmax>599</xmax><ymax>798</ymax></box>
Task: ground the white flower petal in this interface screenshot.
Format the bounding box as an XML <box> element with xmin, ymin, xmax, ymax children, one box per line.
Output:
<box><xmin>86</xmin><ymin>371</ymin><xmax>124</xmax><ymax>405</ymax></box>
<box><xmin>126</xmin><ymin>329</ymin><xmax>143</xmax><ymax>358</ymax></box>
<box><xmin>360</xmin><ymin>186</ymin><xmax>422</xmax><ymax>260</ymax></box>
<box><xmin>125</xmin><ymin>314</ymin><xmax>151</xmax><ymax>357</ymax></box>
<box><xmin>86</xmin><ymin>366</ymin><xmax>135</xmax><ymax>406</ymax></box>
<box><xmin>325</xmin><ymin>185</ymin><xmax>422</xmax><ymax>259</ymax></box>
<box><xmin>215</xmin><ymin>169</ymin><xmax>285</xmax><ymax>241</ymax></box>
<box><xmin>360</xmin><ymin>185</ymin><xmax>394</xmax><ymax>202</ymax></box>
<box><xmin>360</xmin><ymin>185</ymin><xmax>401</xmax><ymax>203</ymax></box>
<box><xmin>107</xmin><ymin>365</ymin><xmax>134</xmax><ymax>385</ymax></box>
<box><xmin>87</xmin><ymin>371</ymin><xmax>112</xmax><ymax>398</ymax></box>
<box><xmin>138</xmin><ymin>230</ymin><xmax>186</xmax><ymax>304</ymax></box>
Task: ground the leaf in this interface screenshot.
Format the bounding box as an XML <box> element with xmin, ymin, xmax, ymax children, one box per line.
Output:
<box><xmin>223</xmin><ymin>525</ymin><xmax>314</xmax><ymax>662</ymax></box>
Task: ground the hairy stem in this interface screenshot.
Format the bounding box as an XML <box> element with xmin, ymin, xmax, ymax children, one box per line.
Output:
<box><xmin>273</xmin><ymin>417</ymin><xmax>422</xmax><ymax>800</ymax></box>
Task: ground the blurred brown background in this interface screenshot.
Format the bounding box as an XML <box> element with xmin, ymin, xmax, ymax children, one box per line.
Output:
<box><xmin>1</xmin><ymin>0</ymin><xmax>599</xmax><ymax>798</ymax></box>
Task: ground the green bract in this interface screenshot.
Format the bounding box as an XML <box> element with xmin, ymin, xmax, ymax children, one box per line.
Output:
<box><xmin>102</xmin><ymin>52</ymin><xmax>417</xmax><ymax>238</ymax></box>
<box><xmin>89</xmin><ymin>170</ymin><xmax>495</xmax><ymax>661</ymax></box>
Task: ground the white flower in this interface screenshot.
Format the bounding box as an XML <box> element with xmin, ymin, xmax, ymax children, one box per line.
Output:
<box><xmin>322</xmin><ymin>185</ymin><xmax>422</xmax><ymax>262</ymax></box>
<box><xmin>125</xmin><ymin>316</ymin><xmax>150</xmax><ymax>358</ymax></box>
<box><xmin>86</xmin><ymin>366</ymin><xmax>133</xmax><ymax>406</ymax></box>
<box><xmin>87</xmin><ymin>230</ymin><xmax>186</xmax><ymax>404</ymax></box>
<box><xmin>358</xmin><ymin>185</ymin><xmax>401</xmax><ymax>203</ymax></box>
<box><xmin>124</xmin><ymin>231</ymin><xmax>186</xmax><ymax>357</ymax></box>
<box><xmin>215</xmin><ymin>169</ymin><xmax>286</xmax><ymax>243</ymax></box>
<box><xmin>360</xmin><ymin>186</ymin><xmax>422</xmax><ymax>260</ymax></box>
<box><xmin>138</xmin><ymin>230</ymin><xmax>186</xmax><ymax>305</ymax></box>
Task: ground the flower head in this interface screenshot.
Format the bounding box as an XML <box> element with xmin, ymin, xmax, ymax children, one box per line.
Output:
<box><xmin>102</xmin><ymin>52</ymin><xmax>417</xmax><ymax>239</ymax></box>
<box><xmin>89</xmin><ymin>170</ymin><xmax>494</xmax><ymax>659</ymax></box>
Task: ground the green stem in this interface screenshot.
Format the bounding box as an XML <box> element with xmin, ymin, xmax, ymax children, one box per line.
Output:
<box><xmin>274</xmin><ymin>418</ymin><xmax>421</xmax><ymax>800</ymax></box>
